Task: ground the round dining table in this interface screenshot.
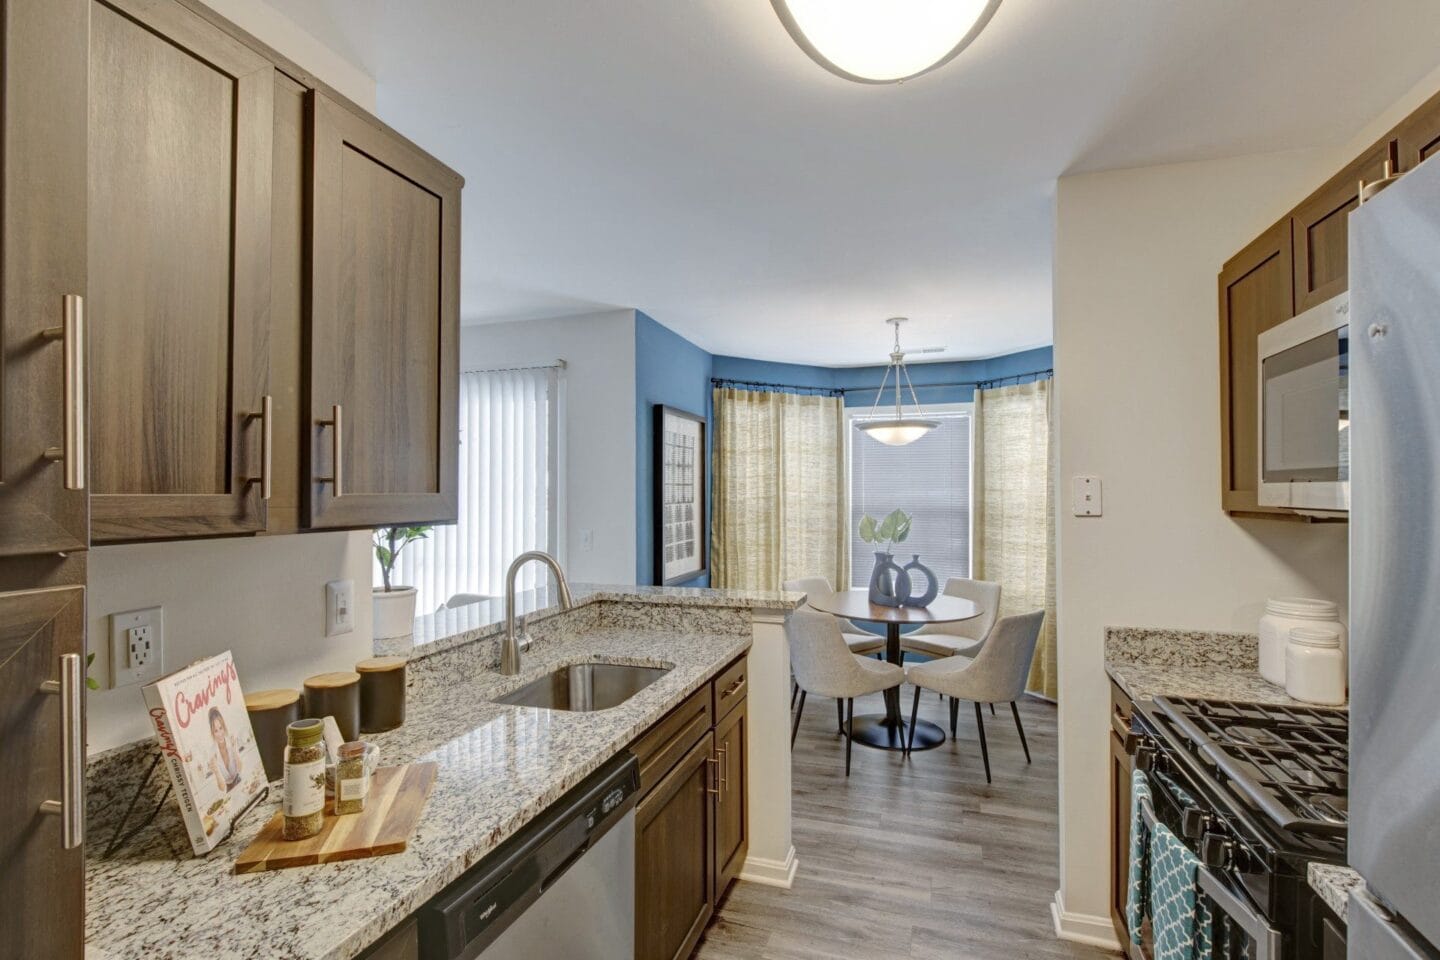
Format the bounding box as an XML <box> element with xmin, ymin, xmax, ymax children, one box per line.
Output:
<box><xmin>807</xmin><ymin>589</ymin><xmax>982</xmax><ymax>751</ymax></box>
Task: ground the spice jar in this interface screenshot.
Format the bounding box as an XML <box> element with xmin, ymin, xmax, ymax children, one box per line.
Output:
<box><xmin>282</xmin><ymin>718</ymin><xmax>326</xmax><ymax>840</ymax></box>
<box><xmin>334</xmin><ymin>741</ymin><xmax>378</xmax><ymax>815</ymax></box>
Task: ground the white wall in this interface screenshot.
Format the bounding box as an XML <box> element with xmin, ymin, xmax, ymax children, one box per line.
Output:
<box><xmin>84</xmin><ymin>1</ymin><xmax>379</xmax><ymax>756</ymax></box>
<box><xmin>460</xmin><ymin>310</ymin><xmax>639</xmax><ymax>584</ymax></box>
<box><xmin>1050</xmin><ymin>64</ymin><xmax>1440</xmax><ymax>939</ymax></box>
<box><xmin>87</xmin><ymin>534</ymin><xmax>374</xmax><ymax>753</ymax></box>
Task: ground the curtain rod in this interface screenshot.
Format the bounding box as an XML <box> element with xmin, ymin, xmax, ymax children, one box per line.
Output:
<box><xmin>713</xmin><ymin>368</ymin><xmax>1053</xmax><ymax>396</ymax></box>
<box><xmin>464</xmin><ymin>359</ymin><xmax>568</xmax><ymax>375</ymax></box>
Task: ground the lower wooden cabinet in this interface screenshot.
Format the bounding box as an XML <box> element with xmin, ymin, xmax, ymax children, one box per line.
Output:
<box><xmin>633</xmin><ymin>655</ymin><xmax>750</xmax><ymax>960</ymax></box>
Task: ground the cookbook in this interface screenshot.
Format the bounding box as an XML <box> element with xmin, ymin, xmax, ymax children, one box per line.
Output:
<box><xmin>142</xmin><ymin>651</ymin><xmax>267</xmax><ymax>855</ymax></box>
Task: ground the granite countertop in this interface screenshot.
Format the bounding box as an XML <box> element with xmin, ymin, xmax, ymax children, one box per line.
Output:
<box><xmin>382</xmin><ymin>582</ymin><xmax>804</xmax><ymax>659</ymax></box>
<box><xmin>1309</xmin><ymin>862</ymin><xmax>1364</xmax><ymax>922</ymax></box>
<box><xmin>1103</xmin><ymin>626</ymin><xmax>1311</xmax><ymax>706</ymax></box>
<box><xmin>85</xmin><ymin>595</ymin><xmax>761</xmax><ymax>960</ymax></box>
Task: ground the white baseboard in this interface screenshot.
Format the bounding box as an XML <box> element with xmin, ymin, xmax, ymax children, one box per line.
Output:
<box><xmin>1051</xmin><ymin>889</ymin><xmax>1122</xmax><ymax>951</ymax></box>
<box><xmin>739</xmin><ymin>847</ymin><xmax>799</xmax><ymax>889</ymax></box>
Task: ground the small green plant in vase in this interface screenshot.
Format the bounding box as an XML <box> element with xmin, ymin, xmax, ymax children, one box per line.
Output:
<box><xmin>372</xmin><ymin>526</ymin><xmax>431</xmax><ymax>640</ymax></box>
<box><xmin>858</xmin><ymin>509</ymin><xmax>937</xmax><ymax>607</ymax></box>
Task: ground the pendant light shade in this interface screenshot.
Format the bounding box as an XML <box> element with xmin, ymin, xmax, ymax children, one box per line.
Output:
<box><xmin>772</xmin><ymin>0</ymin><xmax>1002</xmax><ymax>84</ymax></box>
<box><xmin>857</xmin><ymin>318</ymin><xmax>939</xmax><ymax>446</ymax></box>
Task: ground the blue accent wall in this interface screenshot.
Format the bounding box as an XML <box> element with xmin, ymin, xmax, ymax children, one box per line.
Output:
<box><xmin>635</xmin><ymin>312</ymin><xmax>713</xmax><ymax>587</ymax></box>
<box><xmin>632</xmin><ymin>312</ymin><xmax>1052</xmax><ymax>589</ymax></box>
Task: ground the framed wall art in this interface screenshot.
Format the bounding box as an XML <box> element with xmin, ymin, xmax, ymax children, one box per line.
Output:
<box><xmin>653</xmin><ymin>405</ymin><xmax>707</xmax><ymax>585</ymax></box>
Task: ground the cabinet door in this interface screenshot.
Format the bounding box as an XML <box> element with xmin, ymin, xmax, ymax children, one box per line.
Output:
<box><xmin>713</xmin><ymin>695</ymin><xmax>749</xmax><ymax>899</ymax></box>
<box><xmin>0</xmin><ymin>586</ymin><xmax>86</xmax><ymax>960</ymax></box>
<box><xmin>636</xmin><ymin>731</ymin><xmax>715</xmax><ymax>960</ymax></box>
<box><xmin>306</xmin><ymin>93</ymin><xmax>460</xmax><ymax>530</ymax></box>
<box><xmin>1291</xmin><ymin>140</ymin><xmax>1392</xmax><ymax>313</ymax></box>
<box><xmin>1396</xmin><ymin>90</ymin><xmax>1440</xmax><ymax>171</ymax></box>
<box><xmin>0</xmin><ymin>0</ymin><xmax>89</xmax><ymax>557</ymax></box>
<box><xmin>1109</xmin><ymin>728</ymin><xmax>1134</xmax><ymax>953</ymax></box>
<box><xmin>1218</xmin><ymin>219</ymin><xmax>1297</xmax><ymax>516</ymax></box>
<box><xmin>87</xmin><ymin>0</ymin><xmax>274</xmax><ymax>542</ymax></box>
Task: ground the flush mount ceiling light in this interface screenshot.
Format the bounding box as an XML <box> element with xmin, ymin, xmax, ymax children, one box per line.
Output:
<box><xmin>771</xmin><ymin>0</ymin><xmax>1002</xmax><ymax>84</ymax></box>
<box><xmin>859</xmin><ymin>318</ymin><xmax>940</xmax><ymax>446</ymax></box>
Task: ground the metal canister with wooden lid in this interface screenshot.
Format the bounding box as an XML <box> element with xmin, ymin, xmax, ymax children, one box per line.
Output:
<box><xmin>245</xmin><ymin>688</ymin><xmax>302</xmax><ymax>782</ymax></box>
<box><xmin>356</xmin><ymin>656</ymin><xmax>407</xmax><ymax>733</ymax></box>
<box><xmin>302</xmin><ymin>671</ymin><xmax>361</xmax><ymax>741</ymax></box>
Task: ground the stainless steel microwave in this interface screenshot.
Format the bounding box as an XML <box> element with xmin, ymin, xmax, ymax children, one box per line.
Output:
<box><xmin>1257</xmin><ymin>292</ymin><xmax>1349</xmax><ymax>515</ymax></box>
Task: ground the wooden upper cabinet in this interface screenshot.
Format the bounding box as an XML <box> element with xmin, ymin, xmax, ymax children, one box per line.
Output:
<box><xmin>305</xmin><ymin>93</ymin><xmax>460</xmax><ymax>530</ymax></box>
<box><xmin>86</xmin><ymin>0</ymin><xmax>274</xmax><ymax>542</ymax></box>
<box><xmin>1290</xmin><ymin>139</ymin><xmax>1392</xmax><ymax>314</ymax></box>
<box><xmin>0</xmin><ymin>0</ymin><xmax>89</xmax><ymax>557</ymax></box>
<box><xmin>1219</xmin><ymin>219</ymin><xmax>1295</xmax><ymax>516</ymax></box>
<box><xmin>1396</xmin><ymin>90</ymin><xmax>1440</xmax><ymax>171</ymax></box>
<box><xmin>0</xmin><ymin>585</ymin><xmax>86</xmax><ymax>960</ymax></box>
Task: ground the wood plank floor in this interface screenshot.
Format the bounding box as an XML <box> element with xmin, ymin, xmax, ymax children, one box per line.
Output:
<box><xmin>695</xmin><ymin>689</ymin><xmax>1119</xmax><ymax>960</ymax></box>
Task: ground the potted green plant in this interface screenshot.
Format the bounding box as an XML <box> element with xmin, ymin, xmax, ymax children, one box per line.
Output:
<box><xmin>372</xmin><ymin>526</ymin><xmax>431</xmax><ymax>640</ymax></box>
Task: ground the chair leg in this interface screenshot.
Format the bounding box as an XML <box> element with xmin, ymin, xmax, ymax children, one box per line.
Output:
<box><xmin>949</xmin><ymin>696</ymin><xmax>959</xmax><ymax>737</ymax></box>
<box><xmin>791</xmin><ymin>680</ymin><xmax>798</xmax><ymax>709</ymax></box>
<box><xmin>990</xmin><ymin>702</ymin><xmax>996</xmax><ymax>716</ymax></box>
<box><xmin>844</xmin><ymin>698</ymin><xmax>855</xmax><ymax>777</ymax></box>
<box><xmin>836</xmin><ymin>698</ymin><xmax>845</xmax><ymax>735</ymax></box>
<box><xmin>791</xmin><ymin>690</ymin><xmax>806</xmax><ymax>747</ymax></box>
<box><xmin>1011</xmin><ymin>701</ymin><xmax>1031</xmax><ymax>763</ymax></box>
<box><xmin>906</xmin><ymin>686</ymin><xmax>921</xmax><ymax>757</ymax></box>
<box><xmin>974</xmin><ymin>702</ymin><xmax>992</xmax><ymax>783</ymax></box>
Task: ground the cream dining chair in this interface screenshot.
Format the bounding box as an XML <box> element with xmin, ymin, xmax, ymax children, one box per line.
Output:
<box><xmin>786</xmin><ymin>608</ymin><xmax>905</xmax><ymax>776</ymax></box>
<box><xmin>903</xmin><ymin>610</ymin><xmax>1045</xmax><ymax>782</ymax></box>
<box><xmin>901</xmin><ymin>577</ymin><xmax>1001</xmax><ymax>660</ymax></box>
<box><xmin>784</xmin><ymin>577</ymin><xmax>886</xmax><ymax>732</ymax></box>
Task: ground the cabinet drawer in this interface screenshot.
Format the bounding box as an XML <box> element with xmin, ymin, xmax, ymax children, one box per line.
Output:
<box><xmin>712</xmin><ymin>656</ymin><xmax>748</xmax><ymax>721</ymax></box>
<box><xmin>632</xmin><ymin>686</ymin><xmax>711</xmax><ymax>798</ymax></box>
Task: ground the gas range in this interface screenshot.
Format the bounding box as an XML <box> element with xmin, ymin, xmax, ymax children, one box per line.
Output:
<box><xmin>1130</xmin><ymin>696</ymin><xmax>1350</xmax><ymax>959</ymax></box>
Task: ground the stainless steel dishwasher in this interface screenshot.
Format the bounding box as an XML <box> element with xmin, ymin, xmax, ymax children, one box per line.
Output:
<box><xmin>418</xmin><ymin>752</ymin><xmax>639</xmax><ymax>960</ymax></box>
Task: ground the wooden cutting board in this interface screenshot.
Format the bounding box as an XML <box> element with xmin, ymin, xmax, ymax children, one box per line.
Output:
<box><xmin>233</xmin><ymin>762</ymin><xmax>438</xmax><ymax>874</ymax></box>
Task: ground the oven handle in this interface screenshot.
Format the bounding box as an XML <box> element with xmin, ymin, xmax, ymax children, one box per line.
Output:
<box><xmin>1137</xmin><ymin>793</ymin><xmax>1282</xmax><ymax>960</ymax></box>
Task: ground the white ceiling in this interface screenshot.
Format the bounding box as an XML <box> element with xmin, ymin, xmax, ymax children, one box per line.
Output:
<box><xmin>270</xmin><ymin>0</ymin><xmax>1440</xmax><ymax>365</ymax></box>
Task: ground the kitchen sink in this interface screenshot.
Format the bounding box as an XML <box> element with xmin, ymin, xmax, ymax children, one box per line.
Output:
<box><xmin>495</xmin><ymin>662</ymin><xmax>671</xmax><ymax>712</ymax></box>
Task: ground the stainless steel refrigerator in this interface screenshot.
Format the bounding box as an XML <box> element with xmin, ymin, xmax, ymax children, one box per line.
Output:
<box><xmin>1348</xmin><ymin>145</ymin><xmax>1440</xmax><ymax>959</ymax></box>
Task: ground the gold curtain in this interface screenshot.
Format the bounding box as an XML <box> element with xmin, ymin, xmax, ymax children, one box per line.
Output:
<box><xmin>974</xmin><ymin>379</ymin><xmax>1057</xmax><ymax>699</ymax></box>
<box><xmin>711</xmin><ymin>387</ymin><xmax>848</xmax><ymax>591</ymax></box>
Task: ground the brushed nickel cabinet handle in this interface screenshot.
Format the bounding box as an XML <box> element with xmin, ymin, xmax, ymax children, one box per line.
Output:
<box><xmin>721</xmin><ymin>677</ymin><xmax>744</xmax><ymax>700</ymax></box>
<box><xmin>41</xmin><ymin>294</ymin><xmax>85</xmax><ymax>490</ymax></box>
<box><xmin>246</xmin><ymin>395</ymin><xmax>273</xmax><ymax>500</ymax></box>
<box><xmin>39</xmin><ymin>652</ymin><xmax>84</xmax><ymax>849</ymax></box>
<box><xmin>316</xmin><ymin>404</ymin><xmax>343</xmax><ymax>497</ymax></box>
<box><xmin>718</xmin><ymin>743</ymin><xmax>729</xmax><ymax>794</ymax></box>
<box><xmin>706</xmin><ymin>755</ymin><xmax>721</xmax><ymax>797</ymax></box>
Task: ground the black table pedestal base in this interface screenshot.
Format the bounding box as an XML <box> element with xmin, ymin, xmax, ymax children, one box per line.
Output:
<box><xmin>849</xmin><ymin>714</ymin><xmax>946</xmax><ymax>752</ymax></box>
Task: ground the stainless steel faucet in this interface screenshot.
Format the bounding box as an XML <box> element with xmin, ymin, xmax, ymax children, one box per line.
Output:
<box><xmin>500</xmin><ymin>551</ymin><xmax>573</xmax><ymax>675</ymax></box>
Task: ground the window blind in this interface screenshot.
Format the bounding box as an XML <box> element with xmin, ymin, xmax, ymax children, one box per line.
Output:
<box><xmin>849</xmin><ymin>411</ymin><xmax>972</xmax><ymax>589</ymax></box>
<box><xmin>383</xmin><ymin>366</ymin><xmax>560</xmax><ymax>612</ymax></box>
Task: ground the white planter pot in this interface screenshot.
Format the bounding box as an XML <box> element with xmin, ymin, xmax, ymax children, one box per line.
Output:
<box><xmin>372</xmin><ymin>587</ymin><xmax>418</xmax><ymax>641</ymax></box>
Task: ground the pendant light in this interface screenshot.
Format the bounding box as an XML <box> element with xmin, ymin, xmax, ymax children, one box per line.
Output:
<box><xmin>858</xmin><ymin>318</ymin><xmax>939</xmax><ymax>446</ymax></box>
<box><xmin>771</xmin><ymin>0</ymin><xmax>1002</xmax><ymax>85</ymax></box>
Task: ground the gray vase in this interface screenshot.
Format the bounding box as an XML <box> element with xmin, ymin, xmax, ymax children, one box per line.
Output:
<box><xmin>900</xmin><ymin>555</ymin><xmax>939</xmax><ymax>607</ymax></box>
<box><xmin>868</xmin><ymin>551</ymin><xmax>910</xmax><ymax>608</ymax></box>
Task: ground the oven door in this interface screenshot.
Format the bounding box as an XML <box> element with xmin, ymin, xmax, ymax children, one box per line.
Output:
<box><xmin>1135</xmin><ymin>765</ymin><xmax>1285</xmax><ymax>960</ymax></box>
<box><xmin>1257</xmin><ymin>293</ymin><xmax>1349</xmax><ymax>514</ymax></box>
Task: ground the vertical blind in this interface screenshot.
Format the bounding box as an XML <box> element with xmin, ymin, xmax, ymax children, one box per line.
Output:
<box><xmin>849</xmin><ymin>411</ymin><xmax>972</xmax><ymax>589</ymax></box>
<box><xmin>382</xmin><ymin>366</ymin><xmax>560</xmax><ymax>612</ymax></box>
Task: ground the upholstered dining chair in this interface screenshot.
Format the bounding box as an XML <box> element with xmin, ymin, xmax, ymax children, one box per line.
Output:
<box><xmin>786</xmin><ymin>608</ymin><xmax>906</xmax><ymax>776</ymax></box>
<box><xmin>901</xmin><ymin>578</ymin><xmax>1001</xmax><ymax>661</ymax></box>
<box><xmin>783</xmin><ymin>577</ymin><xmax>884</xmax><ymax>657</ymax></box>
<box><xmin>903</xmin><ymin>610</ymin><xmax>1045</xmax><ymax>782</ymax></box>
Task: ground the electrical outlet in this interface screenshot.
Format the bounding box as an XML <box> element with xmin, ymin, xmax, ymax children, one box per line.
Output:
<box><xmin>326</xmin><ymin>579</ymin><xmax>355</xmax><ymax>637</ymax></box>
<box><xmin>110</xmin><ymin>606</ymin><xmax>164</xmax><ymax>688</ymax></box>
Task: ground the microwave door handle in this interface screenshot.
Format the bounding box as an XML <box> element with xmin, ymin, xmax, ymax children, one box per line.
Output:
<box><xmin>1196</xmin><ymin>865</ymin><xmax>1282</xmax><ymax>960</ymax></box>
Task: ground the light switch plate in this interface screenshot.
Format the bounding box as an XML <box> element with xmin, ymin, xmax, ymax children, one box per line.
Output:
<box><xmin>326</xmin><ymin>579</ymin><xmax>355</xmax><ymax>637</ymax></box>
<box><xmin>110</xmin><ymin>606</ymin><xmax>164</xmax><ymax>688</ymax></box>
<box><xmin>1072</xmin><ymin>475</ymin><xmax>1103</xmax><ymax>517</ymax></box>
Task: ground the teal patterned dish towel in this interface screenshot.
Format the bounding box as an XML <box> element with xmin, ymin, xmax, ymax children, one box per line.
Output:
<box><xmin>1125</xmin><ymin>769</ymin><xmax>1152</xmax><ymax>943</ymax></box>
<box><xmin>1150</xmin><ymin>822</ymin><xmax>1214</xmax><ymax>960</ymax></box>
